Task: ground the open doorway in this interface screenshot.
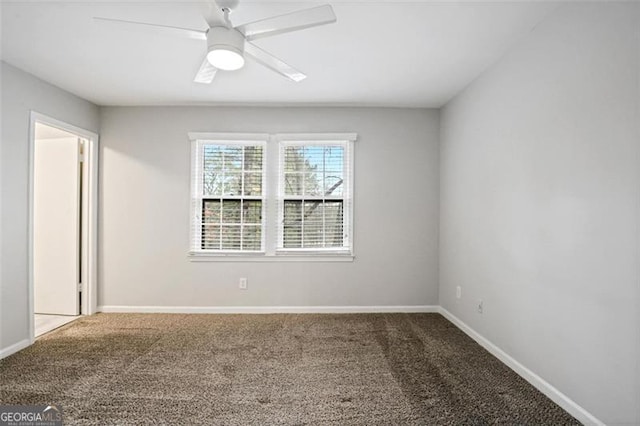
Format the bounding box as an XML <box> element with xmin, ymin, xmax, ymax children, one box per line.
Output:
<box><xmin>28</xmin><ymin>112</ymin><xmax>99</xmax><ymax>340</ymax></box>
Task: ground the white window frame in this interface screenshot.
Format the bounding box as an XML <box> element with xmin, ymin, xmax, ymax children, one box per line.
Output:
<box><xmin>189</xmin><ymin>133</ymin><xmax>268</xmax><ymax>256</ymax></box>
<box><xmin>188</xmin><ymin>132</ymin><xmax>357</xmax><ymax>262</ymax></box>
<box><xmin>276</xmin><ymin>136</ymin><xmax>355</xmax><ymax>255</ymax></box>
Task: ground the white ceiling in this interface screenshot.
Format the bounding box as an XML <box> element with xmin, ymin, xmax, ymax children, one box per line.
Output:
<box><xmin>1</xmin><ymin>1</ymin><xmax>557</xmax><ymax>107</ymax></box>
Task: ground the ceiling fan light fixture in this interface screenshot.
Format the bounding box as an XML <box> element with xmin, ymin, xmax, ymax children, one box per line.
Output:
<box><xmin>96</xmin><ymin>3</ymin><xmax>337</xmax><ymax>83</ymax></box>
<box><xmin>206</xmin><ymin>26</ymin><xmax>246</xmax><ymax>71</ymax></box>
<box><xmin>207</xmin><ymin>46</ymin><xmax>245</xmax><ymax>70</ymax></box>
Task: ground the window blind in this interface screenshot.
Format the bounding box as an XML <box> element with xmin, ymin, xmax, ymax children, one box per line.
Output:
<box><xmin>190</xmin><ymin>137</ymin><xmax>266</xmax><ymax>253</ymax></box>
<box><xmin>277</xmin><ymin>139</ymin><xmax>353</xmax><ymax>253</ymax></box>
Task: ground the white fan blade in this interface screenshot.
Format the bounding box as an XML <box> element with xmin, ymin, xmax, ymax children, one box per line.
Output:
<box><xmin>245</xmin><ymin>42</ymin><xmax>306</xmax><ymax>82</ymax></box>
<box><xmin>194</xmin><ymin>58</ymin><xmax>217</xmax><ymax>84</ymax></box>
<box><xmin>94</xmin><ymin>17</ymin><xmax>207</xmax><ymax>40</ymax></box>
<box><xmin>237</xmin><ymin>5</ymin><xmax>336</xmax><ymax>41</ymax></box>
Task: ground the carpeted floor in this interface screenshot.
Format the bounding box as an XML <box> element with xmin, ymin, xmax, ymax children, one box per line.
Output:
<box><xmin>0</xmin><ymin>313</ymin><xmax>578</xmax><ymax>425</ymax></box>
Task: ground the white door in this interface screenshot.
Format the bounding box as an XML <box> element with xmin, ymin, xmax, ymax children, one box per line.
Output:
<box><xmin>34</xmin><ymin>136</ymin><xmax>81</xmax><ymax>315</ymax></box>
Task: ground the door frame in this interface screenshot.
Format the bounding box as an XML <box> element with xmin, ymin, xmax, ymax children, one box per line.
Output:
<box><xmin>28</xmin><ymin>111</ymin><xmax>99</xmax><ymax>343</ymax></box>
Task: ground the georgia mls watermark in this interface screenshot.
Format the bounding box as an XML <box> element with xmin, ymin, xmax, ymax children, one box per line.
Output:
<box><xmin>0</xmin><ymin>405</ymin><xmax>63</xmax><ymax>426</ymax></box>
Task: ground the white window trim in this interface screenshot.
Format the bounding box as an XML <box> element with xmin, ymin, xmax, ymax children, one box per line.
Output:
<box><xmin>276</xmin><ymin>137</ymin><xmax>354</xmax><ymax>254</ymax></box>
<box><xmin>276</xmin><ymin>133</ymin><xmax>358</xmax><ymax>142</ymax></box>
<box><xmin>189</xmin><ymin>133</ymin><xmax>268</xmax><ymax>255</ymax></box>
<box><xmin>188</xmin><ymin>132</ymin><xmax>357</xmax><ymax>262</ymax></box>
<box><xmin>189</xmin><ymin>132</ymin><xmax>270</xmax><ymax>142</ymax></box>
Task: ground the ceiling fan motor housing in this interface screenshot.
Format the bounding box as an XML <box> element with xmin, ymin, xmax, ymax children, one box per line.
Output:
<box><xmin>207</xmin><ymin>26</ymin><xmax>245</xmax><ymax>59</ymax></box>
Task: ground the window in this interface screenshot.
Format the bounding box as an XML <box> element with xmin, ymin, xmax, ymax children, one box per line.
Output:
<box><xmin>190</xmin><ymin>135</ymin><xmax>267</xmax><ymax>253</ymax></box>
<box><xmin>190</xmin><ymin>132</ymin><xmax>356</xmax><ymax>260</ymax></box>
<box><xmin>278</xmin><ymin>140</ymin><xmax>352</xmax><ymax>253</ymax></box>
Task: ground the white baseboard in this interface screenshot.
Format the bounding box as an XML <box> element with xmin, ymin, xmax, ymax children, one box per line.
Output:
<box><xmin>0</xmin><ymin>339</ymin><xmax>31</xmax><ymax>360</ymax></box>
<box><xmin>98</xmin><ymin>305</ymin><xmax>439</xmax><ymax>314</ymax></box>
<box><xmin>438</xmin><ymin>307</ymin><xmax>604</xmax><ymax>426</ymax></box>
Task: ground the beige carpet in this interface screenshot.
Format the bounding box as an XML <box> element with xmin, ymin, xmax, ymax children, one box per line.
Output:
<box><xmin>0</xmin><ymin>313</ymin><xmax>578</xmax><ymax>425</ymax></box>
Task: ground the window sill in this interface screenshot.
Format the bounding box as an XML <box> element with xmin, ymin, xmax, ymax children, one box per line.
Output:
<box><xmin>188</xmin><ymin>252</ymin><xmax>355</xmax><ymax>262</ymax></box>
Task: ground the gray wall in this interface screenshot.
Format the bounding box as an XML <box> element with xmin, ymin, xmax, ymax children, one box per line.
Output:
<box><xmin>0</xmin><ymin>62</ymin><xmax>100</xmax><ymax>351</ymax></box>
<box><xmin>99</xmin><ymin>107</ymin><xmax>440</xmax><ymax>308</ymax></box>
<box><xmin>439</xmin><ymin>3</ymin><xmax>640</xmax><ymax>425</ymax></box>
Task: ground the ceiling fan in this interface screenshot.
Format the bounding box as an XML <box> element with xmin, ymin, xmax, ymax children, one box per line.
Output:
<box><xmin>94</xmin><ymin>0</ymin><xmax>336</xmax><ymax>84</ymax></box>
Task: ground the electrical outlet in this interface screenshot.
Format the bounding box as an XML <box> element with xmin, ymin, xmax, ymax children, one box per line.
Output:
<box><xmin>477</xmin><ymin>299</ymin><xmax>483</xmax><ymax>314</ymax></box>
<box><xmin>239</xmin><ymin>277</ymin><xmax>248</xmax><ymax>290</ymax></box>
<box><xmin>456</xmin><ymin>286</ymin><xmax>461</xmax><ymax>299</ymax></box>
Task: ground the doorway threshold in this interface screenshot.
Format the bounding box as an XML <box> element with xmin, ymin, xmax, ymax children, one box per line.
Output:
<box><xmin>34</xmin><ymin>314</ymin><xmax>80</xmax><ymax>337</ymax></box>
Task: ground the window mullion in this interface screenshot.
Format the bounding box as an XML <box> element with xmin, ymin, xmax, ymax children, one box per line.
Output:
<box><xmin>264</xmin><ymin>135</ymin><xmax>279</xmax><ymax>256</ymax></box>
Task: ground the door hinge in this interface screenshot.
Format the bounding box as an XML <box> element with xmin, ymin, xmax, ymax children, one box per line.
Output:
<box><xmin>78</xmin><ymin>282</ymin><xmax>83</xmax><ymax>292</ymax></box>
